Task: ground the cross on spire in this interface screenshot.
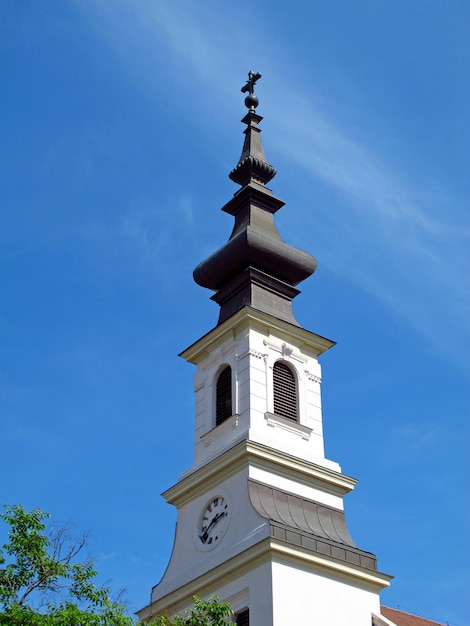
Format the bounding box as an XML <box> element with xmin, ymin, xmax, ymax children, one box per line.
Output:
<box><xmin>241</xmin><ymin>71</ymin><xmax>262</xmax><ymax>109</ymax></box>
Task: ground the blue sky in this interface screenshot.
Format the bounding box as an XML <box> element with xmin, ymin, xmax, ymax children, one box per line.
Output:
<box><xmin>1</xmin><ymin>1</ymin><xmax>469</xmax><ymax>624</ymax></box>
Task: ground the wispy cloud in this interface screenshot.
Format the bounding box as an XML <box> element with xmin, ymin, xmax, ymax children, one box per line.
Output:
<box><xmin>75</xmin><ymin>1</ymin><xmax>469</xmax><ymax>371</ymax></box>
<box><xmin>119</xmin><ymin>204</ymin><xmax>171</xmax><ymax>268</ymax></box>
<box><xmin>118</xmin><ymin>193</ymin><xmax>196</xmax><ymax>270</ymax></box>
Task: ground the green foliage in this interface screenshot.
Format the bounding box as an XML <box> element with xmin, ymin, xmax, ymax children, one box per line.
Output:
<box><xmin>148</xmin><ymin>596</ymin><xmax>233</xmax><ymax>626</ymax></box>
<box><xmin>0</xmin><ymin>506</ymin><xmax>234</xmax><ymax>626</ymax></box>
<box><xmin>0</xmin><ymin>505</ymin><xmax>134</xmax><ymax>625</ymax></box>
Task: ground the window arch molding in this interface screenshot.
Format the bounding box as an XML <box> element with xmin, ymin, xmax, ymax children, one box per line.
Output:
<box><xmin>214</xmin><ymin>364</ymin><xmax>233</xmax><ymax>427</ymax></box>
<box><xmin>272</xmin><ymin>359</ymin><xmax>298</xmax><ymax>421</ymax></box>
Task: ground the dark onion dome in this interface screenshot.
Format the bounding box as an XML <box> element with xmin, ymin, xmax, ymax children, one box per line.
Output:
<box><xmin>193</xmin><ymin>72</ymin><xmax>317</xmax><ymax>326</ymax></box>
<box><xmin>193</xmin><ymin>183</ymin><xmax>317</xmax><ymax>291</ymax></box>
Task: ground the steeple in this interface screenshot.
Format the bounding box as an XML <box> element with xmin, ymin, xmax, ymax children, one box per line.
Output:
<box><xmin>138</xmin><ymin>73</ymin><xmax>392</xmax><ymax>626</ymax></box>
<box><xmin>193</xmin><ymin>72</ymin><xmax>317</xmax><ymax>326</ymax></box>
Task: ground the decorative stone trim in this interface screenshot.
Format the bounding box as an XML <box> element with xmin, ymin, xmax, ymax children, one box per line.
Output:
<box><xmin>282</xmin><ymin>343</ymin><xmax>293</xmax><ymax>358</ymax></box>
<box><xmin>235</xmin><ymin>349</ymin><xmax>267</xmax><ymax>361</ymax></box>
<box><xmin>265</xmin><ymin>412</ymin><xmax>312</xmax><ymax>441</ymax></box>
<box><xmin>194</xmin><ymin>382</ymin><xmax>205</xmax><ymax>392</ymax></box>
<box><xmin>263</xmin><ymin>339</ymin><xmax>307</xmax><ymax>365</ymax></box>
<box><xmin>304</xmin><ymin>371</ymin><xmax>321</xmax><ymax>384</ymax></box>
<box><xmin>201</xmin><ymin>414</ymin><xmax>239</xmax><ymax>448</ymax></box>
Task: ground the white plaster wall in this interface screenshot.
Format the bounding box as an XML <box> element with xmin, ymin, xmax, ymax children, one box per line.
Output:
<box><xmin>210</xmin><ymin>563</ymin><xmax>273</xmax><ymax>626</ymax></box>
<box><xmin>271</xmin><ymin>559</ymin><xmax>381</xmax><ymax>626</ymax></box>
<box><xmin>152</xmin><ymin>467</ymin><xmax>270</xmax><ymax>603</ymax></box>
<box><xmin>155</xmin><ymin>556</ymin><xmax>382</xmax><ymax>626</ymax></box>
<box><xmin>157</xmin><ymin>562</ymin><xmax>274</xmax><ymax>626</ymax></box>
<box><xmin>190</xmin><ymin>322</ymin><xmax>339</xmax><ymax>471</ymax></box>
<box><xmin>246</xmin><ymin>328</ymin><xmax>328</xmax><ymax>464</ymax></box>
<box><xmin>193</xmin><ymin>331</ymin><xmax>249</xmax><ymax>466</ymax></box>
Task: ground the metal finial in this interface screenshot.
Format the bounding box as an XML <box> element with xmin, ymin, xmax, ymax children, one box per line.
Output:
<box><xmin>241</xmin><ymin>71</ymin><xmax>262</xmax><ymax>109</ymax></box>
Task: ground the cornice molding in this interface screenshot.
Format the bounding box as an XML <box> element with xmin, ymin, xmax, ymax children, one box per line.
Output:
<box><xmin>137</xmin><ymin>536</ymin><xmax>391</xmax><ymax>621</ymax></box>
<box><xmin>164</xmin><ymin>440</ymin><xmax>356</xmax><ymax>508</ymax></box>
<box><xmin>201</xmin><ymin>341</ymin><xmax>239</xmax><ymax>371</ymax></box>
<box><xmin>269</xmin><ymin>537</ymin><xmax>392</xmax><ymax>588</ymax></box>
<box><xmin>179</xmin><ymin>307</ymin><xmax>336</xmax><ymax>364</ymax></box>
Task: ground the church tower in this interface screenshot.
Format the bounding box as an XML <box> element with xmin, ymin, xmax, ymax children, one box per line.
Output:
<box><xmin>137</xmin><ymin>73</ymin><xmax>392</xmax><ymax>626</ymax></box>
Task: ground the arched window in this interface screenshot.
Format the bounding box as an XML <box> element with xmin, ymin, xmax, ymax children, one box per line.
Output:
<box><xmin>216</xmin><ymin>365</ymin><xmax>232</xmax><ymax>426</ymax></box>
<box><xmin>273</xmin><ymin>361</ymin><xmax>297</xmax><ymax>420</ymax></box>
<box><xmin>236</xmin><ymin>609</ymin><xmax>249</xmax><ymax>626</ymax></box>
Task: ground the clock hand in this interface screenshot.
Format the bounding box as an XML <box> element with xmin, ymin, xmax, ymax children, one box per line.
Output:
<box><xmin>201</xmin><ymin>513</ymin><xmax>222</xmax><ymax>540</ymax></box>
<box><xmin>200</xmin><ymin>511</ymin><xmax>226</xmax><ymax>543</ymax></box>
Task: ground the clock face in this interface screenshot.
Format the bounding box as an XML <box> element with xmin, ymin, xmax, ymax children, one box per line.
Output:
<box><xmin>198</xmin><ymin>496</ymin><xmax>229</xmax><ymax>548</ymax></box>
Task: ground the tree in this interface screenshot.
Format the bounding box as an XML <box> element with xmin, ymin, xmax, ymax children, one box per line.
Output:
<box><xmin>0</xmin><ymin>505</ymin><xmax>234</xmax><ymax>626</ymax></box>
<box><xmin>0</xmin><ymin>504</ymin><xmax>134</xmax><ymax>625</ymax></box>
<box><xmin>148</xmin><ymin>596</ymin><xmax>233</xmax><ymax>626</ymax></box>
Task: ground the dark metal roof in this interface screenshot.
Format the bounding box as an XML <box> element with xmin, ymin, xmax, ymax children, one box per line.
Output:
<box><xmin>193</xmin><ymin>73</ymin><xmax>317</xmax><ymax>326</ymax></box>
<box><xmin>248</xmin><ymin>480</ymin><xmax>378</xmax><ymax>571</ymax></box>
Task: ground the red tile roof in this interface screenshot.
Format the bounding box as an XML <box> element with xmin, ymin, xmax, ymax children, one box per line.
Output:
<box><xmin>381</xmin><ymin>606</ymin><xmax>445</xmax><ymax>626</ymax></box>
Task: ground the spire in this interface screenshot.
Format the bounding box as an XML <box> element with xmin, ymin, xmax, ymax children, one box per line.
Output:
<box><xmin>229</xmin><ymin>72</ymin><xmax>276</xmax><ymax>187</ymax></box>
<box><xmin>193</xmin><ymin>72</ymin><xmax>317</xmax><ymax>326</ymax></box>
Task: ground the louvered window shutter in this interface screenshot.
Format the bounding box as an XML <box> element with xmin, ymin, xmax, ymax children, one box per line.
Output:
<box><xmin>216</xmin><ymin>366</ymin><xmax>232</xmax><ymax>426</ymax></box>
<box><xmin>273</xmin><ymin>361</ymin><xmax>297</xmax><ymax>420</ymax></box>
<box><xmin>236</xmin><ymin>609</ymin><xmax>249</xmax><ymax>626</ymax></box>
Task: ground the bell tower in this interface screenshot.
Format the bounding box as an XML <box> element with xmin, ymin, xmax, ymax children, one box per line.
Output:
<box><xmin>137</xmin><ymin>73</ymin><xmax>392</xmax><ymax>626</ymax></box>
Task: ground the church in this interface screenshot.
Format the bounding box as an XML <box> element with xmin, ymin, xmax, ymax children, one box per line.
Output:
<box><xmin>137</xmin><ymin>73</ymin><xmax>444</xmax><ymax>626</ymax></box>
